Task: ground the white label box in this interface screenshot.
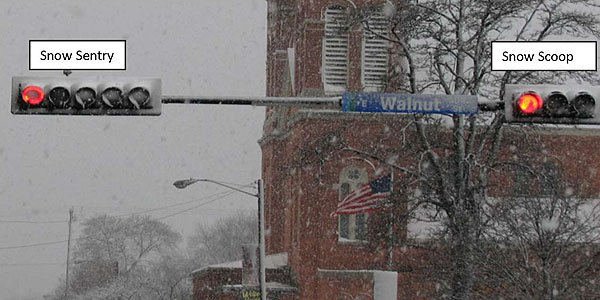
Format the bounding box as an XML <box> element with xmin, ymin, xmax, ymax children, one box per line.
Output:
<box><xmin>491</xmin><ymin>41</ymin><xmax>597</xmax><ymax>71</ymax></box>
<box><xmin>29</xmin><ymin>40</ymin><xmax>126</xmax><ymax>70</ymax></box>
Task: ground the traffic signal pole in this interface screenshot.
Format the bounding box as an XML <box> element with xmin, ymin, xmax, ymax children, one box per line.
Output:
<box><xmin>161</xmin><ymin>95</ymin><xmax>501</xmax><ymax>111</ymax></box>
<box><xmin>161</xmin><ymin>96</ymin><xmax>341</xmax><ymax>108</ymax></box>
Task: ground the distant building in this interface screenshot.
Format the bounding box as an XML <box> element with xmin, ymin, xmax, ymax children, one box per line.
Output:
<box><xmin>191</xmin><ymin>1</ymin><xmax>600</xmax><ymax>300</ymax></box>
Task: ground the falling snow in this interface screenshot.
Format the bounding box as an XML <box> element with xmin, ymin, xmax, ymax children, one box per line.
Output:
<box><xmin>541</xmin><ymin>218</ymin><xmax>559</xmax><ymax>232</ymax></box>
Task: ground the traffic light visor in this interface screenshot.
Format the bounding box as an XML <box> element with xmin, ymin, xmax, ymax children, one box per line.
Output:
<box><xmin>517</xmin><ymin>92</ymin><xmax>543</xmax><ymax>114</ymax></box>
<box><xmin>572</xmin><ymin>92</ymin><xmax>595</xmax><ymax>117</ymax></box>
<box><xmin>22</xmin><ymin>86</ymin><xmax>45</xmax><ymax>105</ymax></box>
<box><xmin>48</xmin><ymin>87</ymin><xmax>71</xmax><ymax>107</ymax></box>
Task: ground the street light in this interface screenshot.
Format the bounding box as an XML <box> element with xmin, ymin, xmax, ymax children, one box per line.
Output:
<box><xmin>173</xmin><ymin>178</ymin><xmax>266</xmax><ymax>300</ymax></box>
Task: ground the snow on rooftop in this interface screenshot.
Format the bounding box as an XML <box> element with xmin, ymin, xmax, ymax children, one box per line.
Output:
<box><xmin>191</xmin><ymin>252</ymin><xmax>288</xmax><ymax>275</ymax></box>
<box><xmin>208</xmin><ymin>260</ymin><xmax>242</xmax><ymax>269</ymax></box>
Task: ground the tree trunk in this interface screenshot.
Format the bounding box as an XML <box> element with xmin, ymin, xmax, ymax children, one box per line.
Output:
<box><xmin>450</xmin><ymin>215</ymin><xmax>476</xmax><ymax>300</ymax></box>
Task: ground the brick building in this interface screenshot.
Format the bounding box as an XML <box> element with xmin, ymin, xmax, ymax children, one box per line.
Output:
<box><xmin>192</xmin><ymin>1</ymin><xmax>600</xmax><ymax>300</ymax></box>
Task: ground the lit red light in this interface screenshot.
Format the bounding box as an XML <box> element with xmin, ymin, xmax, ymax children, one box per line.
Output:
<box><xmin>517</xmin><ymin>92</ymin><xmax>543</xmax><ymax>114</ymax></box>
<box><xmin>22</xmin><ymin>86</ymin><xmax>45</xmax><ymax>105</ymax></box>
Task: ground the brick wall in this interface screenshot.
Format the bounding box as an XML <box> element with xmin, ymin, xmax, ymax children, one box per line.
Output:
<box><xmin>260</xmin><ymin>111</ymin><xmax>600</xmax><ymax>300</ymax></box>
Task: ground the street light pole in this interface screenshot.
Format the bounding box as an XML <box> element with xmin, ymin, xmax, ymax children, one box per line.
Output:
<box><xmin>173</xmin><ymin>178</ymin><xmax>267</xmax><ymax>300</ymax></box>
<box><xmin>257</xmin><ymin>179</ymin><xmax>266</xmax><ymax>300</ymax></box>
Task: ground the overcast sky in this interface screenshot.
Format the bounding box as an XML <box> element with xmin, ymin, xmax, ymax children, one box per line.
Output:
<box><xmin>0</xmin><ymin>1</ymin><xmax>266</xmax><ymax>299</ymax></box>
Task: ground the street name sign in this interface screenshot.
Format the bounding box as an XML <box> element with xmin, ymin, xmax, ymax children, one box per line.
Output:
<box><xmin>341</xmin><ymin>92</ymin><xmax>479</xmax><ymax>115</ymax></box>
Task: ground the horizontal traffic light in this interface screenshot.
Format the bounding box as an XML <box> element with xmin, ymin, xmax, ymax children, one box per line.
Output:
<box><xmin>504</xmin><ymin>85</ymin><xmax>599</xmax><ymax>124</ymax></box>
<box><xmin>11</xmin><ymin>77</ymin><xmax>161</xmax><ymax>116</ymax></box>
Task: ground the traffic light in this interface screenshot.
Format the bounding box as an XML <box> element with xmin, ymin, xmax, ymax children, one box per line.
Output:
<box><xmin>11</xmin><ymin>77</ymin><xmax>161</xmax><ymax>116</ymax></box>
<box><xmin>504</xmin><ymin>84</ymin><xmax>598</xmax><ymax>124</ymax></box>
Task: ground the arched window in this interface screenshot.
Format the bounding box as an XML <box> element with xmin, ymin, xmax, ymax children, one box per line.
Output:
<box><xmin>322</xmin><ymin>5</ymin><xmax>349</xmax><ymax>94</ymax></box>
<box><xmin>338</xmin><ymin>166</ymin><xmax>368</xmax><ymax>241</ymax></box>
<box><xmin>361</xmin><ymin>9</ymin><xmax>388</xmax><ymax>91</ymax></box>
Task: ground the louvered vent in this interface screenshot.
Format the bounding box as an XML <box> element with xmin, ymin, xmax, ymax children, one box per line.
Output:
<box><xmin>322</xmin><ymin>6</ymin><xmax>349</xmax><ymax>93</ymax></box>
<box><xmin>362</xmin><ymin>11</ymin><xmax>388</xmax><ymax>91</ymax></box>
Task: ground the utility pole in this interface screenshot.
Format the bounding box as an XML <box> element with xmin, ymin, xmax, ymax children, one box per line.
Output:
<box><xmin>64</xmin><ymin>207</ymin><xmax>74</xmax><ymax>300</ymax></box>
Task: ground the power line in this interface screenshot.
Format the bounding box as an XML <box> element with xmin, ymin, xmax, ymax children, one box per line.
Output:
<box><xmin>156</xmin><ymin>191</ymin><xmax>238</xmax><ymax>221</ymax></box>
<box><xmin>0</xmin><ymin>188</ymin><xmax>240</xmax><ymax>251</ymax></box>
<box><xmin>0</xmin><ymin>219</ymin><xmax>67</xmax><ymax>224</ymax></box>
<box><xmin>0</xmin><ymin>182</ymin><xmax>256</xmax><ymax>225</ymax></box>
<box><xmin>114</xmin><ymin>189</ymin><xmax>236</xmax><ymax>217</ymax></box>
<box><xmin>0</xmin><ymin>262</ymin><xmax>65</xmax><ymax>266</ymax></box>
<box><xmin>0</xmin><ymin>239</ymin><xmax>68</xmax><ymax>250</ymax></box>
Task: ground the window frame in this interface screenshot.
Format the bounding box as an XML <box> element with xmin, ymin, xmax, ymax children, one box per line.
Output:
<box><xmin>322</xmin><ymin>5</ymin><xmax>350</xmax><ymax>95</ymax></box>
<box><xmin>337</xmin><ymin>166</ymin><xmax>369</xmax><ymax>242</ymax></box>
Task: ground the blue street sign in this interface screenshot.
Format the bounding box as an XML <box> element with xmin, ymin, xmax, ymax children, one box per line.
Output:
<box><xmin>341</xmin><ymin>92</ymin><xmax>479</xmax><ymax>115</ymax></box>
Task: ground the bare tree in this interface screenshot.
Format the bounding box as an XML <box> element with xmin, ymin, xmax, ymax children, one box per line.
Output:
<box><xmin>188</xmin><ymin>211</ymin><xmax>258</xmax><ymax>266</ymax></box>
<box><xmin>49</xmin><ymin>212</ymin><xmax>257</xmax><ymax>300</ymax></box>
<box><xmin>476</xmin><ymin>166</ymin><xmax>600</xmax><ymax>300</ymax></box>
<box><xmin>74</xmin><ymin>214</ymin><xmax>180</xmax><ymax>275</ymax></box>
<box><xmin>72</xmin><ymin>268</ymin><xmax>164</xmax><ymax>300</ymax></box>
<box><xmin>149</xmin><ymin>249</ymin><xmax>194</xmax><ymax>300</ymax></box>
<box><xmin>44</xmin><ymin>278</ymin><xmax>68</xmax><ymax>300</ymax></box>
<box><xmin>51</xmin><ymin>214</ymin><xmax>181</xmax><ymax>298</ymax></box>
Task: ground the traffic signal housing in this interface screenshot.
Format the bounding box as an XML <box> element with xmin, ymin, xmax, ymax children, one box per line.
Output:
<box><xmin>504</xmin><ymin>84</ymin><xmax>598</xmax><ymax>124</ymax></box>
<box><xmin>11</xmin><ymin>77</ymin><xmax>161</xmax><ymax>116</ymax></box>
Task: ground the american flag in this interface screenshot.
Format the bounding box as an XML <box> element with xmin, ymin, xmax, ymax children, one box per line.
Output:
<box><xmin>332</xmin><ymin>175</ymin><xmax>391</xmax><ymax>216</ymax></box>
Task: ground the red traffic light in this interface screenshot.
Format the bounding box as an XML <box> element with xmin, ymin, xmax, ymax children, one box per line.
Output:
<box><xmin>517</xmin><ymin>92</ymin><xmax>543</xmax><ymax>114</ymax></box>
<box><xmin>22</xmin><ymin>86</ymin><xmax>45</xmax><ymax>105</ymax></box>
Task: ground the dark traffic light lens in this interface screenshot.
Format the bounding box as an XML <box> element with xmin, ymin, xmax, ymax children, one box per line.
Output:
<box><xmin>545</xmin><ymin>91</ymin><xmax>569</xmax><ymax>116</ymax></box>
<box><xmin>572</xmin><ymin>92</ymin><xmax>595</xmax><ymax>118</ymax></box>
<box><xmin>75</xmin><ymin>87</ymin><xmax>97</xmax><ymax>109</ymax></box>
<box><xmin>127</xmin><ymin>87</ymin><xmax>150</xmax><ymax>108</ymax></box>
<box><xmin>48</xmin><ymin>87</ymin><xmax>71</xmax><ymax>108</ymax></box>
<box><xmin>101</xmin><ymin>87</ymin><xmax>123</xmax><ymax>108</ymax></box>
<box><xmin>517</xmin><ymin>92</ymin><xmax>543</xmax><ymax>115</ymax></box>
<box><xmin>22</xmin><ymin>86</ymin><xmax>45</xmax><ymax>105</ymax></box>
